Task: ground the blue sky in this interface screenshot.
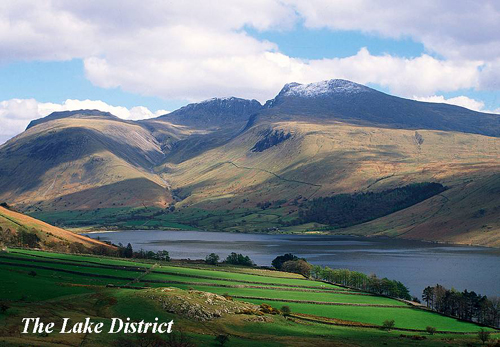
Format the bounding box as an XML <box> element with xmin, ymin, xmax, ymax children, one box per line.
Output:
<box><xmin>0</xmin><ymin>29</ymin><xmax>428</xmax><ymax>111</ymax></box>
<box><xmin>1</xmin><ymin>1</ymin><xmax>499</xmax><ymax>143</ymax></box>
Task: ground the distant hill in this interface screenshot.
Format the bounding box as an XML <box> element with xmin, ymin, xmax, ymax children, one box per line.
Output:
<box><xmin>0</xmin><ymin>205</ymin><xmax>114</xmax><ymax>253</ymax></box>
<box><xmin>0</xmin><ymin>81</ymin><xmax>499</xmax><ymax>247</ymax></box>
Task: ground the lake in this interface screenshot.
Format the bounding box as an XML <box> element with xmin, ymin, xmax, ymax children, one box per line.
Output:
<box><xmin>85</xmin><ymin>230</ymin><xmax>500</xmax><ymax>298</ymax></box>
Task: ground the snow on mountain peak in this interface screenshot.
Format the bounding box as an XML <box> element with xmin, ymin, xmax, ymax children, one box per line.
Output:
<box><xmin>281</xmin><ymin>79</ymin><xmax>369</xmax><ymax>98</ymax></box>
<box><xmin>200</xmin><ymin>96</ymin><xmax>238</xmax><ymax>104</ymax></box>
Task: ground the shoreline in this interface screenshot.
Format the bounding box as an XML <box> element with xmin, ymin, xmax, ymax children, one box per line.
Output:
<box><xmin>80</xmin><ymin>228</ymin><xmax>500</xmax><ymax>250</ymax></box>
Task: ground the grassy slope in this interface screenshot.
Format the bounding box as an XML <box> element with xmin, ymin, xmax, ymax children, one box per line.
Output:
<box><xmin>0</xmin><ymin>206</ymin><xmax>114</xmax><ymax>251</ymax></box>
<box><xmin>0</xmin><ymin>116</ymin><xmax>178</xmax><ymax>211</ymax></box>
<box><xmin>1</xmin><ymin>113</ymin><xmax>499</xmax><ymax>247</ymax></box>
<box><xmin>1</xmin><ymin>248</ymin><xmax>496</xmax><ymax>347</ymax></box>
<box><xmin>163</xmin><ymin>121</ymin><xmax>500</xmax><ymax>246</ymax></box>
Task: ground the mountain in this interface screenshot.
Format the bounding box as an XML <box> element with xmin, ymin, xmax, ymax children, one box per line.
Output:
<box><xmin>257</xmin><ymin>79</ymin><xmax>500</xmax><ymax>137</ymax></box>
<box><xmin>0</xmin><ymin>81</ymin><xmax>499</xmax><ymax>247</ymax></box>
<box><xmin>157</xmin><ymin>97</ymin><xmax>262</xmax><ymax>128</ymax></box>
<box><xmin>0</xmin><ymin>204</ymin><xmax>114</xmax><ymax>253</ymax></box>
<box><xmin>26</xmin><ymin>109</ymin><xmax>119</xmax><ymax>130</ymax></box>
<box><xmin>148</xmin><ymin>97</ymin><xmax>263</xmax><ymax>163</ymax></box>
<box><xmin>0</xmin><ymin>110</ymin><xmax>174</xmax><ymax>212</ymax></box>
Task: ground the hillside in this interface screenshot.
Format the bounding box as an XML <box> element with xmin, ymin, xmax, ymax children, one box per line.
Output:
<box><xmin>162</xmin><ymin>120</ymin><xmax>500</xmax><ymax>246</ymax></box>
<box><xmin>0</xmin><ymin>205</ymin><xmax>114</xmax><ymax>252</ymax></box>
<box><xmin>0</xmin><ymin>80</ymin><xmax>499</xmax><ymax>247</ymax></box>
<box><xmin>0</xmin><ymin>249</ymin><xmax>496</xmax><ymax>346</ymax></box>
<box><xmin>0</xmin><ymin>110</ymin><xmax>177</xmax><ymax>212</ymax></box>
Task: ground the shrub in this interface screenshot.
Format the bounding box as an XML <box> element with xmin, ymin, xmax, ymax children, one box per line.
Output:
<box><xmin>215</xmin><ymin>334</ymin><xmax>230</xmax><ymax>346</ymax></box>
<box><xmin>425</xmin><ymin>326</ymin><xmax>437</xmax><ymax>335</ymax></box>
<box><xmin>478</xmin><ymin>329</ymin><xmax>490</xmax><ymax>345</ymax></box>
<box><xmin>260</xmin><ymin>303</ymin><xmax>279</xmax><ymax>315</ymax></box>
<box><xmin>0</xmin><ymin>302</ymin><xmax>9</xmax><ymax>313</ymax></box>
<box><xmin>280</xmin><ymin>305</ymin><xmax>291</xmax><ymax>316</ymax></box>
<box><xmin>382</xmin><ymin>319</ymin><xmax>395</xmax><ymax>330</ymax></box>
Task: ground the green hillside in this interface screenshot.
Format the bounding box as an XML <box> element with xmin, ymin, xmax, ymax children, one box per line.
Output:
<box><xmin>0</xmin><ymin>248</ymin><xmax>497</xmax><ymax>346</ymax></box>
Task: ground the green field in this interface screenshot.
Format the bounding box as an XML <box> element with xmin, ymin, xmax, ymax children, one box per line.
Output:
<box><xmin>28</xmin><ymin>205</ymin><xmax>319</xmax><ymax>234</ymax></box>
<box><xmin>0</xmin><ymin>248</ymin><xmax>497</xmax><ymax>346</ymax></box>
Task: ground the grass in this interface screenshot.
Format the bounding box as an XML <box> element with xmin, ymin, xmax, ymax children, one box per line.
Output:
<box><xmin>242</xmin><ymin>299</ymin><xmax>488</xmax><ymax>332</ymax></box>
<box><xmin>163</xmin><ymin>284</ymin><xmax>407</xmax><ymax>306</ymax></box>
<box><xmin>1</xmin><ymin>248</ymin><xmax>497</xmax><ymax>347</ymax></box>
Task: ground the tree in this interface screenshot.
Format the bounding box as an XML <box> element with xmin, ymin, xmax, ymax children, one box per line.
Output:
<box><xmin>478</xmin><ymin>329</ymin><xmax>490</xmax><ymax>345</ymax></box>
<box><xmin>205</xmin><ymin>253</ymin><xmax>220</xmax><ymax>265</ymax></box>
<box><xmin>224</xmin><ymin>252</ymin><xmax>254</xmax><ymax>267</ymax></box>
<box><xmin>156</xmin><ymin>250</ymin><xmax>170</xmax><ymax>261</ymax></box>
<box><xmin>310</xmin><ymin>265</ymin><xmax>322</xmax><ymax>279</ymax></box>
<box><xmin>280</xmin><ymin>305</ymin><xmax>291</xmax><ymax>316</ymax></box>
<box><xmin>281</xmin><ymin>260</ymin><xmax>312</xmax><ymax>278</ymax></box>
<box><xmin>17</xmin><ymin>230</ymin><xmax>40</xmax><ymax>248</ymax></box>
<box><xmin>382</xmin><ymin>319</ymin><xmax>395</xmax><ymax>330</ymax></box>
<box><xmin>215</xmin><ymin>334</ymin><xmax>230</xmax><ymax>346</ymax></box>
<box><xmin>425</xmin><ymin>326</ymin><xmax>437</xmax><ymax>335</ymax></box>
<box><xmin>124</xmin><ymin>243</ymin><xmax>133</xmax><ymax>258</ymax></box>
<box><xmin>272</xmin><ymin>253</ymin><xmax>299</xmax><ymax>270</ymax></box>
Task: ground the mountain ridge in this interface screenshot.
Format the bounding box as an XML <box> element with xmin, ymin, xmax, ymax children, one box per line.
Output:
<box><xmin>26</xmin><ymin>109</ymin><xmax>119</xmax><ymax>131</ymax></box>
<box><xmin>1</xmin><ymin>79</ymin><xmax>499</xmax><ymax>247</ymax></box>
<box><xmin>257</xmin><ymin>79</ymin><xmax>500</xmax><ymax>138</ymax></box>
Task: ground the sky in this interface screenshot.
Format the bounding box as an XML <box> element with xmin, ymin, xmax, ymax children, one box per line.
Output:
<box><xmin>1</xmin><ymin>0</ymin><xmax>500</xmax><ymax>144</ymax></box>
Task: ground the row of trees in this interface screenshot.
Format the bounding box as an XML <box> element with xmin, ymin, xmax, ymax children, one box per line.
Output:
<box><xmin>117</xmin><ymin>243</ymin><xmax>170</xmax><ymax>261</ymax></box>
<box><xmin>0</xmin><ymin>227</ymin><xmax>41</xmax><ymax>249</ymax></box>
<box><xmin>270</xmin><ymin>254</ymin><xmax>411</xmax><ymax>300</ymax></box>
<box><xmin>310</xmin><ymin>265</ymin><xmax>412</xmax><ymax>300</ymax></box>
<box><xmin>205</xmin><ymin>252</ymin><xmax>255</xmax><ymax>267</ymax></box>
<box><xmin>422</xmin><ymin>284</ymin><xmax>500</xmax><ymax>328</ymax></box>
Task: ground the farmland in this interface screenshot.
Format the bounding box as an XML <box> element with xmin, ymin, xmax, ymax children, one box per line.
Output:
<box><xmin>0</xmin><ymin>248</ymin><xmax>497</xmax><ymax>346</ymax></box>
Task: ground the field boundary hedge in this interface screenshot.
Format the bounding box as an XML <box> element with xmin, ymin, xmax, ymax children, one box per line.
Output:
<box><xmin>290</xmin><ymin>314</ymin><xmax>500</xmax><ymax>335</ymax></box>
<box><xmin>2</xmin><ymin>253</ymin><xmax>350</xmax><ymax>291</ymax></box>
<box><xmin>234</xmin><ymin>295</ymin><xmax>410</xmax><ymax>308</ymax></box>
<box><xmin>0</xmin><ymin>261</ymin><xmax>365</xmax><ymax>295</ymax></box>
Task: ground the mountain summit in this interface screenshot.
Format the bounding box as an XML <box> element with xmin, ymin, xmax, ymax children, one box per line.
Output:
<box><xmin>278</xmin><ymin>79</ymin><xmax>370</xmax><ymax>98</ymax></box>
<box><xmin>26</xmin><ymin>109</ymin><xmax>118</xmax><ymax>130</ymax></box>
<box><xmin>259</xmin><ymin>79</ymin><xmax>500</xmax><ymax>137</ymax></box>
<box><xmin>158</xmin><ymin>97</ymin><xmax>262</xmax><ymax>127</ymax></box>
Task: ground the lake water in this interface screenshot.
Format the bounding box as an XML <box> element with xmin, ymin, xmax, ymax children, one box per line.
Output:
<box><xmin>85</xmin><ymin>230</ymin><xmax>500</xmax><ymax>298</ymax></box>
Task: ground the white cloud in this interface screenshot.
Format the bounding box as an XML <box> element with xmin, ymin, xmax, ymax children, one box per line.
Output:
<box><xmin>414</xmin><ymin>95</ymin><xmax>500</xmax><ymax>114</ymax></box>
<box><xmin>289</xmin><ymin>0</ymin><xmax>500</xmax><ymax>62</ymax></box>
<box><xmin>414</xmin><ymin>95</ymin><xmax>486</xmax><ymax>112</ymax></box>
<box><xmin>0</xmin><ymin>1</ymin><xmax>498</xmax><ymax>103</ymax></box>
<box><xmin>0</xmin><ymin>98</ymin><xmax>168</xmax><ymax>145</ymax></box>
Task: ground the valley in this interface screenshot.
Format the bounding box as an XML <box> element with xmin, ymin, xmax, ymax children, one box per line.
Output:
<box><xmin>0</xmin><ymin>80</ymin><xmax>499</xmax><ymax>247</ymax></box>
